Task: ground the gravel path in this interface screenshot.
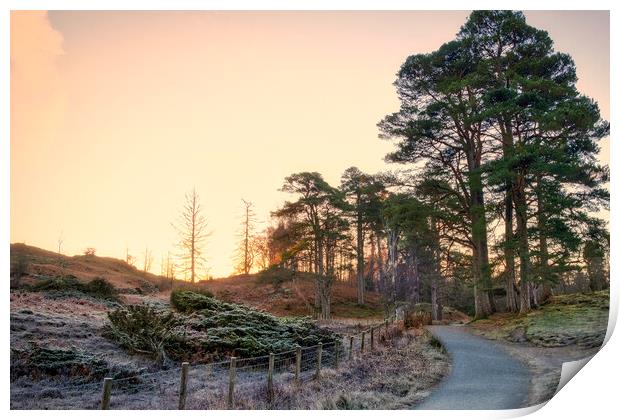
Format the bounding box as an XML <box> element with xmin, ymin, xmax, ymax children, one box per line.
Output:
<box><xmin>416</xmin><ymin>325</ymin><xmax>530</xmax><ymax>410</ymax></box>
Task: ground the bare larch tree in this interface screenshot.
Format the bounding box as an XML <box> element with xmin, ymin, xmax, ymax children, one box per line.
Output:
<box><xmin>234</xmin><ymin>199</ymin><xmax>256</xmax><ymax>275</ymax></box>
<box><xmin>143</xmin><ymin>246</ymin><xmax>153</xmax><ymax>273</ymax></box>
<box><xmin>173</xmin><ymin>188</ymin><xmax>210</xmax><ymax>283</ymax></box>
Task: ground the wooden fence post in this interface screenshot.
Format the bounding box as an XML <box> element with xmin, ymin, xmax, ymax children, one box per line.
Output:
<box><xmin>315</xmin><ymin>342</ymin><xmax>323</xmax><ymax>379</ymax></box>
<box><xmin>349</xmin><ymin>336</ymin><xmax>354</xmax><ymax>360</ymax></box>
<box><xmin>178</xmin><ymin>362</ymin><xmax>189</xmax><ymax>410</ymax></box>
<box><xmin>100</xmin><ymin>377</ymin><xmax>112</xmax><ymax>410</ymax></box>
<box><xmin>361</xmin><ymin>331</ymin><xmax>366</xmax><ymax>353</ymax></box>
<box><xmin>370</xmin><ymin>327</ymin><xmax>375</xmax><ymax>351</ymax></box>
<box><xmin>227</xmin><ymin>357</ymin><xmax>237</xmax><ymax>409</ymax></box>
<box><xmin>295</xmin><ymin>345</ymin><xmax>302</xmax><ymax>383</ymax></box>
<box><xmin>267</xmin><ymin>353</ymin><xmax>275</xmax><ymax>403</ymax></box>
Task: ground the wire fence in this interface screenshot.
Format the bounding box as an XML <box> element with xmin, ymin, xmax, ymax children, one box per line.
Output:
<box><xmin>10</xmin><ymin>316</ymin><xmax>402</xmax><ymax>410</ymax></box>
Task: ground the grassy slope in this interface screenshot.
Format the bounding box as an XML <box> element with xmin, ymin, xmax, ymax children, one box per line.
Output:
<box><xmin>11</xmin><ymin>327</ymin><xmax>449</xmax><ymax>409</ymax></box>
<box><xmin>471</xmin><ymin>290</ymin><xmax>609</xmax><ymax>348</ymax></box>
<box><xmin>10</xmin><ymin>244</ymin><xmax>446</xmax><ymax>409</ymax></box>
<box><xmin>11</xmin><ymin>243</ymin><xmax>385</xmax><ymax>318</ymax></box>
<box><xmin>10</xmin><ymin>244</ymin><xmax>384</xmax><ymax>389</ymax></box>
<box><xmin>10</xmin><ymin>243</ymin><xmax>165</xmax><ymax>291</ymax></box>
<box><xmin>197</xmin><ymin>273</ymin><xmax>385</xmax><ymax>318</ymax></box>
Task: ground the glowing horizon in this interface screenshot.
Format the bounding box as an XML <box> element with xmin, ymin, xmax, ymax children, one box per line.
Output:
<box><xmin>10</xmin><ymin>10</ymin><xmax>610</xmax><ymax>278</ymax></box>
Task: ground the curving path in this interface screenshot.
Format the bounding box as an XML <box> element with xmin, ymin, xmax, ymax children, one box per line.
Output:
<box><xmin>416</xmin><ymin>325</ymin><xmax>531</xmax><ymax>410</ymax></box>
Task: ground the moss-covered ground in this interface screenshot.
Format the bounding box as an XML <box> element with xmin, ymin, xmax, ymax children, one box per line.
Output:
<box><xmin>471</xmin><ymin>290</ymin><xmax>609</xmax><ymax>348</ymax></box>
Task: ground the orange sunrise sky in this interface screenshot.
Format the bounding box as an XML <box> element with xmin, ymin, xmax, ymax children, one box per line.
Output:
<box><xmin>10</xmin><ymin>11</ymin><xmax>610</xmax><ymax>278</ymax></box>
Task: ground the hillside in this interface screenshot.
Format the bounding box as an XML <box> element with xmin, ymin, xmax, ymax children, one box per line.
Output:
<box><xmin>10</xmin><ymin>243</ymin><xmax>385</xmax><ymax>318</ymax></box>
<box><xmin>193</xmin><ymin>273</ymin><xmax>384</xmax><ymax>318</ymax></box>
<box><xmin>10</xmin><ymin>243</ymin><xmax>166</xmax><ymax>292</ymax></box>
<box><xmin>10</xmin><ymin>244</ymin><xmax>444</xmax><ymax>409</ymax></box>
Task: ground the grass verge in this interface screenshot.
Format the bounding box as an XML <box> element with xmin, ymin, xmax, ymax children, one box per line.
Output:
<box><xmin>471</xmin><ymin>290</ymin><xmax>609</xmax><ymax>348</ymax></box>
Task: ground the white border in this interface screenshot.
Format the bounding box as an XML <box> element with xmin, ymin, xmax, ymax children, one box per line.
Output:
<box><xmin>3</xmin><ymin>1</ymin><xmax>617</xmax><ymax>419</ymax></box>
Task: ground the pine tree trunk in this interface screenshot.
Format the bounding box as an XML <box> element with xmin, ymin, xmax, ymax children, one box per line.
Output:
<box><xmin>320</xmin><ymin>286</ymin><xmax>331</xmax><ymax>320</ymax></box>
<box><xmin>588</xmin><ymin>259</ymin><xmax>605</xmax><ymax>291</ymax></box>
<box><xmin>376</xmin><ymin>234</ymin><xmax>384</xmax><ymax>294</ymax></box>
<box><xmin>531</xmin><ymin>283</ymin><xmax>539</xmax><ymax>308</ymax></box>
<box><xmin>367</xmin><ymin>233</ymin><xmax>376</xmax><ymax>292</ymax></box>
<box><xmin>470</xmin><ymin>168</ymin><xmax>493</xmax><ymax>319</ymax></box>
<box><xmin>514</xmin><ymin>172</ymin><xmax>531</xmax><ymax>314</ymax></box>
<box><xmin>430</xmin><ymin>214</ymin><xmax>443</xmax><ymax>321</ymax></box>
<box><xmin>431</xmin><ymin>279</ymin><xmax>440</xmax><ymax>321</ymax></box>
<box><xmin>387</xmin><ymin>229</ymin><xmax>398</xmax><ymax>305</ymax></box>
<box><xmin>244</xmin><ymin>205</ymin><xmax>249</xmax><ymax>275</ymax></box>
<box><xmin>314</xmin><ymin>238</ymin><xmax>321</xmax><ymax>314</ymax></box>
<box><xmin>504</xmin><ymin>187</ymin><xmax>518</xmax><ymax>312</ymax></box>
<box><xmin>536</xmin><ymin>176</ymin><xmax>553</xmax><ymax>304</ymax></box>
<box><xmin>501</xmin><ymin>122</ymin><xmax>518</xmax><ymax>312</ymax></box>
<box><xmin>408</xmin><ymin>246</ymin><xmax>420</xmax><ymax>304</ymax></box>
<box><xmin>356</xmin><ymin>192</ymin><xmax>365</xmax><ymax>305</ymax></box>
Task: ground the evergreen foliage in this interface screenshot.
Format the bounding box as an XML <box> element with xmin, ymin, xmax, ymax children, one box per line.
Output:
<box><xmin>11</xmin><ymin>346</ymin><xmax>108</xmax><ymax>382</ymax></box>
<box><xmin>29</xmin><ymin>276</ymin><xmax>120</xmax><ymax>302</ymax></box>
<box><xmin>105</xmin><ymin>292</ymin><xmax>340</xmax><ymax>363</ymax></box>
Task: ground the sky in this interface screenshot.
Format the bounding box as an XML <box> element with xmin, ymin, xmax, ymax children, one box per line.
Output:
<box><xmin>10</xmin><ymin>10</ymin><xmax>610</xmax><ymax>278</ymax></box>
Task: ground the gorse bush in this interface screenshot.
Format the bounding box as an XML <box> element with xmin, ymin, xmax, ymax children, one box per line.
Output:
<box><xmin>29</xmin><ymin>275</ymin><xmax>80</xmax><ymax>291</ymax></box>
<box><xmin>10</xmin><ymin>253</ymin><xmax>30</xmax><ymax>283</ymax></box>
<box><xmin>255</xmin><ymin>266</ymin><xmax>294</xmax><ymax>285</ymax></box>
<box><xmin>428</xmin><ymin>335</ymin><xmax>444</xmax><ymax>351</ymax></box>
<box><xmin>103</xmin><ymin>305</ymin><xmax>182</xmax><ymax>365</ymax></box>
<box><xmin>10</xmin><ymin>346</ymin><xmax>108</xmax><ymax>382</ymax></box>
<box><xmin>10</xmin><ymin>345</ymin><xmax>143</xmax><ymax>383</ymax></box>
<box><xmin>171</xmin><ymin>291</ymin><xmax>341</xmax><ymax>358</ymax></box>
<box><xmin>29</xmin><ymin>276</ymin><xmax>119</xmax><ymax>302</ymax></box>
<box><xmin>170</xmin><ymin>289</ymin><xmax>216</xmax><ymax>312</ymax></box>
<box><xmin>105</xmin><ymin>292</ymin><xmax>340</xmax><ymax>363</ymax></box>
<box><xmin>87</xmin><ymin>277</ymin><xmax>119</xmax><ymax>299</ymax></box>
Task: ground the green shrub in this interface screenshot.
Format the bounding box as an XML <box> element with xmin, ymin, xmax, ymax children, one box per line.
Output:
<box><xmin>174</xmin><ymin>291</ymin><xmax>340</xmax><ymax>358</ymax></box>
<box><xmin>428</xmin><ymin>335</ymin><xmax>443</xmax><ymax>350</ymax></box>
<box><xmin>256</xmin><ymin>266</ymin><xmax>293</xmax><ymax>285</ymax></box>
<box><xmin>86</xmin><ymin>277</ymin><xmax>119</xmax><ymax>300</ymax></box>
<box><xmin>29</xmin><ymin>276</ymin><xmax>119</xmax><ymax>302</ymax></box>
<box><xmin>10</xmin><ymin>346</ymin><xmax>108</xmax><ymax>382</ymax></box>
<box><xmin>10</xmin><ymin>253</ymin><xmax>30</xmax><ymax>283</ymax></box>
<box><xmin>103</xmin><ymin>305</ymin><xmax>182</xmax><ymax>365</ymax></box>
<box><xmin>30</xmin><ymin>275</ymin><xmax>81</xmax><ymax>291</ymax></box>
<box><xmin>108</xmin><ymin>292</ymin><xmax>341</xmax><ymax>363</ymax></box>
<box><xmin>170</xmin><ymin>290</ymin><xmax>218</xmax><ymax>312</ymax></box>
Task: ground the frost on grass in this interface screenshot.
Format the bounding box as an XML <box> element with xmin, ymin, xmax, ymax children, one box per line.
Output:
<box><xmin>12</xmin><ymin>327</ymin><xmax>449</xmax><ymax>409</ymax></box>
<box><xmin>28</xmin><ymin>275</ymin><xmax>121</xmax><ymax>303</ymax></box>
<box><xmin>11</xmin><ymin>346</ymin><xmax>108</xmax><ymax>382</ymax></box>
<box><xmin>104</xmin><ymin>291</ymin><xmax>341</xmax><ymax>363</ymax></box>
<box><xmin>177</xmin><ymin>330</ymin><xmax>448</xmax><ymax>410</ymax></box>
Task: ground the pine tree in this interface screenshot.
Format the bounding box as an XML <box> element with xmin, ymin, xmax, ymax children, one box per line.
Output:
<box><xmin>462</xmin><ymin>11</ymin><xmax>609</xmax><ymax>311</ymax></box>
